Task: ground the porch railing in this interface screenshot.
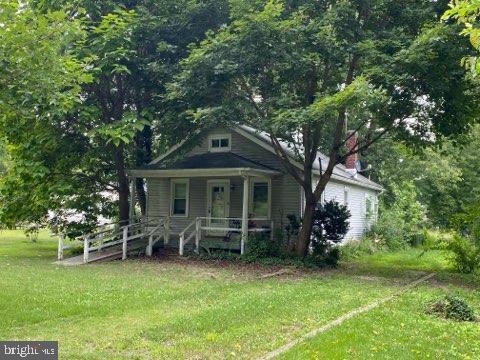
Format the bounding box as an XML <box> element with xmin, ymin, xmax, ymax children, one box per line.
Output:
<box><xmin>57</xmin><ymin>216</ymin><xmax>168</xmax><ymax>263</ymax></box>
<box><xmin>178</xmin><ymin>217</ymin><xmax>274</xmax><ymax>256</ymax></box>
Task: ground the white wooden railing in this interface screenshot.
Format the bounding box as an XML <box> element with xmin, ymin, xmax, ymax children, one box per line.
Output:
<box><xmin>57</xmin><ymin>216</ymin><xmax>168</xmax><ymax>263</ymax></box>
<box><xmin>178</xmin><ymin>219</ymin><xmax>199</xmax><ymax>256</ymax></box>
<box><xmin>178</xmin><ymin>217</ymin><xmax>274</xmax><ymax>256</ymax></box>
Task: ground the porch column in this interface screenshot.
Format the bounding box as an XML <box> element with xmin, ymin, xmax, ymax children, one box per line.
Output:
<box><xmin>129</xmin><ymin>178</ymin><xmax>136</xmax><ymax>224</ymax></box>
<box><xmin>241</xmin><ymin>175</ymin><xmax>250</xmax><ymax>255</ymax></box>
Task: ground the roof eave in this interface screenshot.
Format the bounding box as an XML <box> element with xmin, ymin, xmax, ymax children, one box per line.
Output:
<box><xmin>128</xmin><ymin>167</ymin><xmax>281</xmax><ymax>179</ymax></box>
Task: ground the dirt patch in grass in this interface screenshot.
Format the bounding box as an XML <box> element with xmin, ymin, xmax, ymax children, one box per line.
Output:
<box><xmin>142</xmin><ymin>252</ymin><xmax>333</xmax><ymax>280</ymax></box>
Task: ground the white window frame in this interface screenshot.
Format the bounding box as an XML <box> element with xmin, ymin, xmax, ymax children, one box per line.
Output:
<box><xmin>365</xmin><ymin>193</ymin><xmax>374</xmax><ymax>218</ymax></box>
<box><xmin>249</xmin><ymin>177</ymin><xmax>271</xmax><ymax>220</ymax></box>
<box><xmin>373</xmin><ymin>194</ymin><xmax>379</xmax><ymax>219</ymax></box>
<box><xmin>208</xmin><ymin>133</ymin><xmax>231</xmax><ymax>152</ymax></box>
<box><xmin>170</xmin><ymin>179</ymin><xmax>189</xmax><ymax>217</ymax></box>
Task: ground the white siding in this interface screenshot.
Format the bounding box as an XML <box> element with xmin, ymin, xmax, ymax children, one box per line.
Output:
<box><xmin>323</xmin><ymin>180</ymin><xmax>378</xmax><ymax>241</ymax></box>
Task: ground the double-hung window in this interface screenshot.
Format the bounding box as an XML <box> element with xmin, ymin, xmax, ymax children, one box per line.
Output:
<box><xmin>171</xmin><ymin>179</ymin><xmax>189</xmax><ymax>217</ymax></box>
<box><xmin>250</xmin><ymin>179</ymin><xmax>271</xmax><ymax>219</ymax></box>
<box><xmin>365</xmin><ymin>194</ymin><xmax>374</xmax><ymax>219</ymax></box>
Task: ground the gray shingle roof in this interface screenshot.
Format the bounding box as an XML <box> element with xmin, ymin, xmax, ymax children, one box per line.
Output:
<box><xmin>237</xmin><ymin>124</ymin><xmax>383</xmax><ymax>191</ymax></box>
<box><xmin>138</xmin><ymin>152</ymin><xmax>278</xmax><ymax>172</ymax></box>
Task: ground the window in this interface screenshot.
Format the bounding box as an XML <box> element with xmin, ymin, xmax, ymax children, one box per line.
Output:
<box><xmin>208</xmin><ymin>134</ymin><xmax>231</xmax><ymax>152</ymax></box>
<box><xmin>365</xmin><ymin>194</ymin><xmax>374</xmax><ymax>219</ymax></box>
<box><xmin>344</xmin><ymin>186</ymin><xmax>350</xmax><ymax>207</ymax></box>
<box><xmin>171</xmin><ymin>179</ymin><xmax>189</xmax><ymax>217</ymax></box>
<box><xmin>250</xmin><ymin>179</ymin><xmax>271</xmax><ymax>219</ymax></box>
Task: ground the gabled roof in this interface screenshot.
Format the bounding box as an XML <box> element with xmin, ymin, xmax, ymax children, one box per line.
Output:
<box><xmin>234</xmin><ymin>125</ymin><xmax>383</xmax><ymax>191</ymax></box>
<box><xmin>142</xmin><ymin>124</ymin><xmax>383</xmax><ymax>191</ymax></box>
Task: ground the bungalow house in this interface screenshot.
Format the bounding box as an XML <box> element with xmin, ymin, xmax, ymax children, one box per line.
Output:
<box><xmin>127</xmin><ymin>125</ymin><xmax>383</xmax><ymax>256</ymax></box>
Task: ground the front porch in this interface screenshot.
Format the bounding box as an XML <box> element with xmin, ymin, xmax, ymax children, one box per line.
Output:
<box><xmin>129</xmin><ymin>152</ymin><xmax>281</xmax><ymax>255</ymax></box>
<box><xmin>172</xmin><ymin>216</ymin><xmax>274</xmax><ymax>255</ymax></box>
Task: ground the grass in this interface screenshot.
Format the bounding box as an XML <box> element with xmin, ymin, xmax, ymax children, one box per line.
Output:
<box><xmin>0</xmin><ymin>230</ymin><xmax>479</xmax><ymax>359</ymax></box>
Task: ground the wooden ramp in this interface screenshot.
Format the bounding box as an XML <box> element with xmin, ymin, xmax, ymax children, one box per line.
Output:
<box><xmin>55</xmin><ymin>238</ymin><xmax>150</xmax><ymax>266</ymax></box>
<box><xmin>54</xmin><ymin>246</ymin><xmax>124</xmax><ymax>266</ymax></box>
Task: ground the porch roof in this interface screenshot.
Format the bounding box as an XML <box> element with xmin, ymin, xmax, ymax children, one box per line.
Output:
<box><xmin>128</xmin><ymin>152</ymin><xmax>281</xmax><ymax>178</ymax></box>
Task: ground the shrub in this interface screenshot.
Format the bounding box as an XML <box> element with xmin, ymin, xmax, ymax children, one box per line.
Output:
<box><xmin>369</xmin><ymin>208</ymin><xmax>407</xmax><ymax>250</ymax></box>
<box><xmin>340</xmin><ymin>236</ymin><xmax>385</xmax><ymax>259</ymax></box>
<box><xmin>370</xmin><ymin>182</ymin><xmax>427</xmax><ymax>250</ymax></box>
<box><xmin>245</xmin><ymin>232</ymin><xmax>280</xmax><ymax>259</ymax></box>
<box><xmin>447</xmin><ymin>235</ymin><xmax>480</xmax><ymax>274</ymax></box>
<box><xmin>310</xmin><ymin>200</ymin><xmax>350</xmax><ymax>267</ymax></box>
<box><xmin>425</xmin><ymin>295</ymin><xmax>477</xmax><ymax>322</ymax></box>
<box><xmin>283</xmin><ymin>214</ymin><xmax>300</xmax><ymax>252</ymax></box>
<box><xmin>419</xmin><ymin>229</ymin><xmax>452</xmax><ymax>251</ymax></box>
<box><xmin>24</xmin><ymin>224</ymin><xmax>40</xmax><ymax>242</ymax></box>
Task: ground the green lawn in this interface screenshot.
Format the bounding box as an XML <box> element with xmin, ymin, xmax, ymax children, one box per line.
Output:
<box><xmin>0</xmin><ymin>230</ymin><xmax>478</xmax><ymax>359</ymax></box>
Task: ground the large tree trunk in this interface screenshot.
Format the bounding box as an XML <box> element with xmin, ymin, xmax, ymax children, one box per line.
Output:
<box><xmin>296</xmin><ymin>196</ymin><xmax>316</xmax><ymax>256</ymax></box>
<box><xmin>295</xmin><ymin>170</ymin><xmax>334</xmax><ymax>257</ymax></box>
<box><xmin>135</xmin><ymin>178</ymin><xmax>146</xmax><ymax>215</ymax></box>
<box><xmin>113</xmin><ymin>145</ymin><xmax>130</xmax><ymax>224</ymax></box>
<box><xmin>134</xmin><ymin>125</ymin><xmax>152</xmax><ymax>215</ymax></box>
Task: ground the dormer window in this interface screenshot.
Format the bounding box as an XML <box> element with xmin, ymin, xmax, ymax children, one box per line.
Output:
<box><xmin>208</xmin><ymin>134</ymin><xmax>231</xmax><ymax>152</ymax></box>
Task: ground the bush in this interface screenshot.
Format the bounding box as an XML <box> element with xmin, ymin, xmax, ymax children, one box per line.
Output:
<box><xmin>245</xmin><ymin>232</ymin><xmax>280</xmax><ymax>259</ymax></box>
<box><xmin>24</xmin><ymin>224</ymin><xmax>40</xmax><ymax>242</ymax></box>
<box><xmin>369</xmin><ymin>208</ymin><xmax>407</xmax><ymax>250</ymax></box>
<box><xmin>283</xmin><ymin>214</ymin><xmax>300</xmax><ymax>252</ymax></box>
<box><xmin>340</xmin><ymin>236</ymin><xmax>385</xmax><ymax>259</ymax></box>
<box><xmin>425</xmin><ymin>295</ymin><xmax>477</xmax><ymax>322</ymax></box>
<box><xmin>309</xmin><ymin>200</ymin><xmax>350</xmax><ymax>267</ymax></box>
<box><xmin>447</xmin><ymin>235</ymin><xmax>480</xmax><ymax>274</ymax></box>
<box><xmin>370</xmin><ymin>182</ymin><xmax>427</xmax><ymax>250</ymax></box>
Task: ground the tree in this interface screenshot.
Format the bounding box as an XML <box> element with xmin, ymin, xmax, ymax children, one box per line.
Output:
<box><xmin>171</xmin><ymin>0</ymin><xmax>479</xmax><ymax>256</ymax></box>
<box><xmin>0</xmin><ymin>1</ymin><xmax>92</xmax><ymax>229</ymax></box>
<box><xmin>365</xmin><ymin>123</ymin><xmax>480</xmax><ymax>228</ymax></box>
<box><xmin>443</xmin><ymin>0</ymin><xmax>480</xmax><ymax>73</ymax></box>
<box><xmin>68</xmin><ymin>0</ymin><xmax>229</xmax><ymax>222</ymax></box>
<box><xmin>0</xmin><ymin>0</ymin><xmax>229</xmax><ymax>231</ymax></box>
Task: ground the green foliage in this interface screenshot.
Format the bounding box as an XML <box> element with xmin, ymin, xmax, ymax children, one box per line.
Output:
<box><xmin>340</xmin><ymin>237</ymin><xmax>385</xmax><ymax>260</ymax></box>
<box><xmin>246</xmin><ymin>233</ymin><xmax>280</xmax><ymax>258</ymax></box>
<box><xmin>282</xmin><ymin>214</ymin><xmax>300</xmax><ymax>252</ymax></box>
<box><xmin>447</xmin><ymin>234</ymin><xmax>480</xmax><ymax>274</ymax></box>
<box><xmin>420</xmin><ymin>229</ymin><xmax>450</xmax><ymax>251</ymax></box>
<box><xmin>0</xmin><ymin>0</ymin><xmax>93</xmax><ymax>228</ymax></box>
<box><xmin>172</xmin><ymin>0</ymin><xmax>479</xmax><ymax>253</ymax></box>
<box><xmin>365</xmin><ymin>138</ymin><xmax>464</xmax><ymax>228</ymax></box>
<box><xmin>310</xmin><ymin>200</ymin><xmax>350</xmax><ymax>266</ymax></box>
<box><xmin>452</xmin><ymin>201</ymin><xmax>480</xmax><ymax>239</ymax></box>
<box><xmin>0</xmin><ymin>0</ymin><xmax>229</xmax><ymax>230</ymax></box>
<box><xmin>443</xmin><ymin>0</ymin><xmax>480</xmax><ymax>74</ymax></box>
<box><xmin>311</xmin><ymin>200</ymin><xmax>351</xmax><ymax>257</ymax></box>
<box><xmin>370</xmin><ymin>183</ymin><xmax>427</xmax><ymax>250</ymax></box>
<box><xmin>90</xmin><ymin>113</ymin><xmax>151</xmax><ymax>146</ymax></box>
<box><xmin>426</xmin><ymin>295</ymin><xmax>477</xmax><ymax>322</ymax></box>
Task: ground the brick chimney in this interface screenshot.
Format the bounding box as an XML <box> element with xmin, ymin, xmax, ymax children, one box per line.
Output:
<box><xmin>345</xmin><ymin>130</ymin><xmax>358</xmax><ymax>170</ymax></box>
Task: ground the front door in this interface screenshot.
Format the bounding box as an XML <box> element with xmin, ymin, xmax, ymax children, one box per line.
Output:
<box><xmin>206</xmin><ymin>180</ymin><xmax>230</xmax><ymax>235</ymax></box>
